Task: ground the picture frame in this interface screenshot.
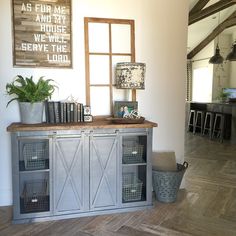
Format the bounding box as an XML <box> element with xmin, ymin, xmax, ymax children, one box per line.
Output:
<box><xmin>114</xmin><ymin>101</ymin><xmax>138</xmax><ymax>118</ymax></box>
<box><xmin>12</xmin><ymin>0</ymin><xmax>72</xmax><ymax>68</ymax></box>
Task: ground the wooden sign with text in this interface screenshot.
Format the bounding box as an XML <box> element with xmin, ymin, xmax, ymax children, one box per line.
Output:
<box><xmin>12</xmin><ymin>0</ymin><xmax>72</xmax><ymax>68</ymax></box>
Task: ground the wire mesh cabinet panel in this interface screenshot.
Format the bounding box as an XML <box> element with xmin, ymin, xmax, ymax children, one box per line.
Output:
<box><xmin>120</xmin><ymin>128</ymin><xmax>153</xmax><ymax>208</ymax></box>
<box><xmin>11</xmin><ymin>133</ymin><xmax>52</xmax><ymax>222</ymax></box>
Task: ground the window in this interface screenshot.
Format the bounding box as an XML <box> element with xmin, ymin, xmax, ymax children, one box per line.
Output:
<box><xmin>84</xmin><ymin>18</ymin><xmax>135</xmax><ymax>116</ymax></box>
<box><xmin>192</xmin><ymin>67</ymin><xmax>213</xmax><ymax>102</ymax></box>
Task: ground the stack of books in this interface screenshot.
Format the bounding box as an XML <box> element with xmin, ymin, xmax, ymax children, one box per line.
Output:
<box><xmin>45</xmin><ymin>101</ymin><xmax>84</xmax><ymax>123</ymax></box>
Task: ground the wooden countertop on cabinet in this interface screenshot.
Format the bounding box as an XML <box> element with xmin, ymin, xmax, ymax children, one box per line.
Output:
<box><xmin>7</xmin><ymin>119</ymin><xmax>158</xmax><ymax>132</ymax></box>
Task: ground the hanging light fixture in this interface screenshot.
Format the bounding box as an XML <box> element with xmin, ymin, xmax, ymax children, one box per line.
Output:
<box><xmin>209</xmin><ymin>12</ymin><xmax>224</xmax><ymax>64</ymax></box>
<box><xmin>226</xmin><ymin>41</ymin><xmax>236</xmax><ymax>61</ymax></box>
<box><xmin>209</xmin><ymin>44</ymin><xmax>224</xmax><ymax>64</ymax></box>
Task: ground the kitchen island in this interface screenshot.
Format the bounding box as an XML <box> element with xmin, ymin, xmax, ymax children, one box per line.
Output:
<box><xmin>186</xmin><ymin>102</ymin><xmax>236</xmax><ymax>143</ymax></box>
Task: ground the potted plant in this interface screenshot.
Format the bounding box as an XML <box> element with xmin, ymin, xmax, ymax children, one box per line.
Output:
<box><xmin>216</xmin><ymin>90</ymin><xmax>230</xmax><ymax>103</ymax></box>
<box><xmin>6</xmin><ymin>75</ymin><xmax>56</xmax><ymax>124</ymax></box>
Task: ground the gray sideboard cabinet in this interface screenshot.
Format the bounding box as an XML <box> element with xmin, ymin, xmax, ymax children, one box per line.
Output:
<box><xmin>7</xmin><ymin>120</ymin><xmax>157</xmax><ymax>223</ymax></box>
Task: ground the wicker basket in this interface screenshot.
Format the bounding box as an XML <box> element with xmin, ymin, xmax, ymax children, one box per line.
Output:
<box><xmin>152</xmin><ymin>162</ymin><xmax>188</xmax><ymax>203</ymax></box>
<box><xmin>20</xmin><ymin>180</ymin><xmax>49</xmax><ymax>213</ymax></box>
<box><xmin>122</xmin><ymin>173</ymin><xmax>143</xmax><ymax>202</ymax></box>
<box><xmin>122</xmin><ymin>144</ymin><xmax>144</xmax><ymax>164</ymax></box>
<box><xmin>23</xmin><ymin>142</ymin><xmax>48</xmax><ymax>170</ymax></box>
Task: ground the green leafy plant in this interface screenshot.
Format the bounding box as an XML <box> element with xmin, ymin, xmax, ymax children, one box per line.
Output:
<box><xmin>216</xmin><ymin>90</ymin><xmax>231</xmax><ymax>102</ymax></box>
<box><xmin>6</xmin><ymin>75</ymin><xmax>56</xmax><ymax>106</ymax></box>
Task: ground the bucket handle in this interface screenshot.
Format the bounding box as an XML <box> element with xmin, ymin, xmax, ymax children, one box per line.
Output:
<box><xmin>183</xmin><ymin>161</ymin><xmax>188</xmax><ymax>169</ymax></box>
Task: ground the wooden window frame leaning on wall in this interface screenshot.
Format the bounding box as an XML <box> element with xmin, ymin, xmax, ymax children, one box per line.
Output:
<box><xmin>84</xmin><ymin>17</ymin><xmax>136</xmax><ymax>117</ymax></box>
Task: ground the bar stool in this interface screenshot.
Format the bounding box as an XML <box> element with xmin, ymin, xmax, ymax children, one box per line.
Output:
<box><xmin>212</xmin><ymin>113</ymin><xmax>225</xmax><ymax>142</ymax></box>
<box><xmin>193</xmin><ymin>110</ymin><xmax>205</xmax><ymax>135</ymax></box>
<box><xmin>202</xmin><ymin>111</ymin><xmax>214</xmax><ymax>138</ymax></box>
<box><xmin>187</xmin><ymin>109</ymin><xmax>196</xmax><ymax>132</ymax></box>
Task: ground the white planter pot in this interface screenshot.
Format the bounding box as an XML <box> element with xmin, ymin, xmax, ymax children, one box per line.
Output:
<box><xmin>19</xmin><ymin>102</ymin><xmax>44</xmax><ymax>124</ymax></box>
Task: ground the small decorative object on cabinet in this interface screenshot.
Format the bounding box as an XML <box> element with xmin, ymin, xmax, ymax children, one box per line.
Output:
<box><xmin>114</xmin><ymin>101</ymin><xmax>138</xmax><ymax>118</ymax></box>
<box><xmin>6</xmin><ymin>75</ymin><xmax>56</xmax><ymax>124</ymax></box>
<box><xmin>83</xmin><ymin>105</ymin><xmax>91</xmax><ymax>115</ymax></box>
<box><xmin>83</xmin><ymin>105</ymin><xmax>92</xmax><ymax>122</ymax></box>
<box><xmin>107</xmin><ymin>116</ymin><xmax>145</xmax><ymax>124</ymax></box>
<box><xmin>108</xmin><ymin>101</ymin><xmax>144</xmax><ymax>124</ymax></box>
<box><xmin>7</xmin><ymin>119</ymin><xmax>157</xmax><ymax>223</ymax></box>
<box><xmin>84</xmin><ymin>115</ymin><xmax>93</xmax><ymax>122</ymax></box>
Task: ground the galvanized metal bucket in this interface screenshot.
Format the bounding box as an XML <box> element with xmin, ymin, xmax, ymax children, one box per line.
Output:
<box><xmin>19</xmin><ymin>102</ymin><xmax>44</xmax><ymax>124</ymax></box>
<box><xmin>152</xmin><ymin>162</ymin><xmax>188</xmax><ymax>203</ymax></box>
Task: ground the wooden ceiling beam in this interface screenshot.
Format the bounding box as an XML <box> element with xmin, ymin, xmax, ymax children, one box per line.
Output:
<box><xmin>189</xmin><ymin>0</ymin><xmax>236</xmax><ymax>25</ymax></box>
<box><xmin>189</xmin><ymin>0</ymin><xmax>211</xmax><ymax>15</ymax></box>
<box><xmin>187</xmin><ymin>11</ymin><xmax>236</xmax><ymax>59</ymax></box>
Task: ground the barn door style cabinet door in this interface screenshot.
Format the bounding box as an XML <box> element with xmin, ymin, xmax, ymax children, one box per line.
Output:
<box><xmin>8</xmin><ymin>121</ymin><xmax>156</xmax><ymax>223</ymax></box>
<box><xmin>53</xmin><ymin>133</ymin><xmax>88</xmax><ymax>215</ymax></box>
<box><xmin>53</xmin><ymin>130</ymin><xmax>119</xmax><ymax>214</ymax></box>
<box><xmin>89</xmin><ymin>131</ymin><xmax>119</xmax><ymax>211</ymax></box>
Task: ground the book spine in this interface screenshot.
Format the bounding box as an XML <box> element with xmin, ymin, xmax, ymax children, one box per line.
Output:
<box><xmin>70</xmin><ymin>103</ymin><xmax>74</xmax><ymax>123</ymax></box>
<box><xmin>60</xmin><ymin>102</ymin><xmax>64</xmax><ymax>123</ymax></box>
<box><xmin>73</xmin><ymin>103</ymin><xmax>78</xmax><ymax>122</ymax></box>
<box><xmin>77</xmin><ymin>103</ymin><xmax>81</xmax><ymax>122</ymax></box>
<box><xmin>45</xmin><ymin>100</ymin><xmax>49</xmax><ymax>123</ymax></box>
<box><xmin>80</xmin><ymin>104</ymin><xmax>84</xmax><ymax>122</ymax></box>
<box><xmin>63</xmin><ymin>102</ymin><xmax>67</xmax><ymax>123</ymax></box>
<box><xmin>54</xmin><ymin>102</ymin><xmax>60</xmax><ymax>123</ymax></box>
<box><xmin>66</xmin><ymin>102</ymin><xmax>70</xmax><ymax>123</ymax></box>
<box><xmin>48</xmin><ymin>102</ymin><xmax>55</xmax><ymax>124</ymax></box>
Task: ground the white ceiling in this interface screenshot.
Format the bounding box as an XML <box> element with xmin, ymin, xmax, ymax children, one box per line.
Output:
<box><xmin>188</xmin><ymin>0</ymin><xmax>236</xmax><ymax>52</ymax></box>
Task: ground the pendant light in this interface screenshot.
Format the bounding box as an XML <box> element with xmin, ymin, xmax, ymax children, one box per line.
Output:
<box><xmin>226</xmin><ymin>41</ymin><xmax>236</xmax><ymax>61</ymax></box>
<box><xmin>209</xmin><ymin>44</ymin><xmax>224</xmax><ymax>64</ymax></box>
<box><xmin>209</xmin><ymin>12</ymin><xmax>224</xmax><ymax>64</ymax></box>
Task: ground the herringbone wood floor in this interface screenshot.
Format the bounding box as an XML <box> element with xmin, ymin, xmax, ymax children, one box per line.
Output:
<box><xmin>1</xmin><ymin>133</ymin><xmax>236</xmax><ymax>236</ymax></box>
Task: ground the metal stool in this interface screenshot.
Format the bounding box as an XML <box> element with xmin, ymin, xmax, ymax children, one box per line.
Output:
<box><xmin>193</xmin><ymin>110</ymin><xmax>205</xmax><ymax>135</ymax></box>
<box><xmin>212</xmin><ymin>113</ymin><xmax>225</xmax><ymax>142</ymax></box>
<box><xmin>187</xmin><ymin>109</ymin><xmax>196</xmax><ymax>132</ymax></box>
<box><xmin>202</xmin><ymin>111</ymin><xmax>214</xmax><ymax>138</ymax></box>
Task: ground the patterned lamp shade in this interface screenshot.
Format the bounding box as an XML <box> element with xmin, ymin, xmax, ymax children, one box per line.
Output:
<box><xmin>115</xmin><ymin>62</ymin><xmax>146</xmax><ymax>89</ymax></box>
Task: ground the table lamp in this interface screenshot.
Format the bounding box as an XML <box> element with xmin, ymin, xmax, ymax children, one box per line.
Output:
<box><xmin>115</xmin><ymin>62</ymin><xmax>146</xmax><ymax>90</ymax></box>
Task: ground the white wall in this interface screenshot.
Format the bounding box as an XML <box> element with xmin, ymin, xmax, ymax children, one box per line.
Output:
<box><xmin>0</xmin><ymin>0</ymin><xmax>189</xmax><ymax>206</ymax></box>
